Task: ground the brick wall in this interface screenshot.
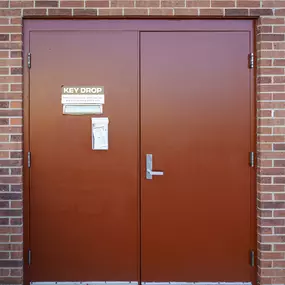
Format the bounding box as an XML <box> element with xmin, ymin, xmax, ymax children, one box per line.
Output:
<box><xmin>0</xmin><ymin>0</ymin><xmax>285</xmax><ymax>284</ymax></box>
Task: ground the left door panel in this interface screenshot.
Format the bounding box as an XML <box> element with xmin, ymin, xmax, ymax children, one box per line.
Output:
<box><xmin>29</xmin><ymin>30</ymin><xmax>139</xmax><ymax>282</ymax></box>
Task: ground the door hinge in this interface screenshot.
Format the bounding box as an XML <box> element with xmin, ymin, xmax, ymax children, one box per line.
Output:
<box><xmin>249</xmin><ymin>151</ymin><xmax>255</xmax><ymax>167</ymax></box>
<box><xmin>250</xmin><ymin>249</ymin><xmax>255</xmax><ymax>267</ymax></box>
<box><xmin>28</xmin><ymin>249</ymin><xmax>31</xmax><ymax>266</ymax></box>
<box><xmin>28</xmin><ymin>151</ymin><xmax>31</xmax><ymax>168</ymax></box>
<box><xmin>27</xmin><ymin>53</ymin><xmax>31</xmax><ymax>69</ymax></box>
<box><xmin>248</xmin><ymin>53</ymin><xmax>254</xmax><ymax>69</ymax></box>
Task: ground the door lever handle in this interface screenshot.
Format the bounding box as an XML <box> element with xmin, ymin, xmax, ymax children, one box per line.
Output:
<box><xmin>146</xmin><ymin>154</ymin><xmax>164</xmax><ymax>180</ymax></box>
<box><xmin>147</xmin><ymin>169</ymin><xmax>164</xmax><ymax>176</ymax></box>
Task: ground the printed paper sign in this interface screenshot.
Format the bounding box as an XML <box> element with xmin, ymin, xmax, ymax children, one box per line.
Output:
<box><xmin>61</xmin><ymin>86</ymin><xmax>105</xmax><ymax>105</ymax></box>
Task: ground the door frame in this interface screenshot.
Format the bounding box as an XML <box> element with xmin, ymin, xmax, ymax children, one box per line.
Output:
<box><xmin>23</xmin><ymin>18</ymin><xmax>257</xmax><ymax>285</ymax></box>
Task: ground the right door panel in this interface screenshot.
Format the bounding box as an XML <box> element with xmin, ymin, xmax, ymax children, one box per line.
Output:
<box><xmin>141</xmin><ymin>32</ymin><xmax>252</xmax><ymax>282</ymax></box>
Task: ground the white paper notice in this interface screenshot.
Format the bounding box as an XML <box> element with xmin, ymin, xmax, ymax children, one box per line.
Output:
<box><xmin>92</xmin><ymin>118</ymin><xmax>109</xmax><ymax>150</ymax></box>
<box><xmin>61</xmin><ymin>95</ymin><xmax>105</xmax><ymax>105</ymax></box>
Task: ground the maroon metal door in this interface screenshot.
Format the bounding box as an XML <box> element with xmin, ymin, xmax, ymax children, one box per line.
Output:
<box><xmin>140</xmin><ymin>31</ymin><xmax>253</xmax><ymax>282</ymax></box>
<box><xmin>25</xmin><ymin>20</ymin><xmax>255</xmax><ymax>284</ymax></box>
<box><xmin>28</xmin><ymin>29</ymin><xmax>139</xmax><ymax>281</ymax></box>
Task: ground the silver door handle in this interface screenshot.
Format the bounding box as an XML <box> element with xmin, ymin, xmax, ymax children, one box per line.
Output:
<box><xmin>146</xmin><ymin>154</ymin><xmax>164</xmax><ymax>180</ymax></box>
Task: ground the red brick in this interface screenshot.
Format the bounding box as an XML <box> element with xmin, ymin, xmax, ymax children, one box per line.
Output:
<box><xmin>259</xmin><ymin>68</ymin><xmax>284</xmax><ymax>75</ymax></box>
<box><xmin>73</xmin><ymin>9</ymin><xmax>97</xmax><ymax>15</ymax></box>
<box><xmin>258</xmin><ymin>135</ymin><xmax>284</xmax><ymax>143</ymax></box>
<box><xmin>86</xmin><ymin>1</ymin><xmax>109</xmax><ymax>7</ymax></box>
<box><xmin>273</xmin><ymin>261</ymin><xmax>285</xmax><ymax>267</ymax></box>
<box><xmin>0</xmin><ymin>235</ymin><xmax>9</xmax><ymax>242</ymax></box>
<box><xmin>0</xmin><ymin>1</ymin><xmax>8</xmax><ymax>7</ymax></box>
<box><xmin>259</xmin><ymin>209</ymin><xmax>273</xmax><ymax>217</ymax></box>
<box><xmin>259</xmin><ymin>119</ymin><xmax>285</xmax><ymax>126</ymax></box>
<box><xmin>259</xmin><ymin>218</ymin><xmax>285</xmax><ymax>226</ymax></box>
<box><xmin>260</xmin><ymin>252</ymin><xmax>285</xmax><ymax>260</ymax></box>
<box><xmin>11</xmin><ymin>201</ymin><xmax>22</xmax><ymax>209</ymax></box>
<box><xmin>174</xmin><ymin>8</ymin><xmax>198</xmax><ymax>15</ymax></box>
<box><xmin>258</xmin><ymin>93</ymin><xmax>272</xmax><ymax>101</ymax></box>
<box><xmin>200</xmin><ymin>8</ymin><xmax>223</xmax><ymax>15</ymax></box>
<box><xmin>259</xmin><ymin>143</ymin><xmax>273</xmax><ymax>150</ymax></box>
<box><xmin>48</xmin><ymin>8</ymin><xmax>72</xmax><ymax>15</ymax></box>
<box><xmin>275</xmin><ymin>194</ymin><xmax>285</xmax><ymax>201</ymax></box>
<box><xmin>10</xmin><ymin>269</ymin><xmax>22</xmax><ymax>276</ymax></box>
<box><xmin>258</xmin><ymin>76</ymin><xmax>272</xmax><ymax>84</ymax></box>
<box><xmin>258</xmin><ymin>176</ymin><xmax>272</xmax><ymax>184</ymax></box>
<box><xmin>23</xmin><ymin>9</ymin><xmax>47</xmax><ymax>15</ymax></box>
<box><xmin>0</xmin><ymin>152</ymin><xmax>9</xmax><ymax>158</ymax></box>
<box><xmin>0</xmin><ymin>133</ymin><xmax>9</xmax><ymax>140</ymax></box>
<box><xmin>10</xmin><ymin>1</ymin><xmax>34</xmax><ymax>8</ymax></box>
<box><xmin>261</xmin><ymin>17</ymin><xmax>285</xmax><ymax>24</ymax></box>
<box><xmin>35</xmin><ymin>1</ymin><xmax>58</xmax><ymax>7</ymax></box>
<box><xmin>11</xmin><ymin>252</ymin><xmax>22</xmax><ymax>259</ymax></box>
<box><xmin>274</xmin><ymin>177</ymin><xmax>285</xmax><ymax>184</ymax></box>
<box><xmin>10</xmin><ymin>235</ymin><xmax>22</xmax><ymax>242</ymax></box>
<box><xmin>274</xmin><ymin>127</ymin><xmax>285</xmax><ymax>134</ymax></box>
<box><xmin>273</xmin><ymin>42</ymin><xmax>285</xmax><ymax>49</ymax></box>
<box><xmin>0</xmin><ymin>9</ymin><xmax>21</xmax><ymax>16</ymax></box>
<box><xmin>261</xmin><ymin>268</ymin><xmax>285</xmax><ymax>277</ymax></box>
<box><xmin>260</xmin><ymin>243</ymin><xmax>272</xmax><ymax>251</ymax></box>
<box><xmin>259</xmin><ymin>226</ymin><xmax>273</xmax><ymax>234</ymax></box>
<box><xmin>124</xmin><ymin>8</ymin><xmax>148</xmax><ymax>15</ymax></box>
<box><xmin>273</xmin><ymin>93</ymin><xmax>285</xmax><ymax>100</ymax></box>
<box><xmin>250</xmin><ymin>9</ymin><xmax>273</xmax><ymax>15</ymax></box>
<box><xmin>11</xmin><ymin>18</ymin><xmax>21</xmax><ymax>25</ymax></box>
<box><xmin>161</xmin><ymin>0</ymin><xmax>185</xmax><ymax>7</ymax></box>
<box><xmin>111</xmin><ymin>0</ymin><xmax>134</xmax><ymax>7</ymax></box>
<box><xmin>260</xmin><ymin>202</ymin><xmax>285</xmax><ymax>209</ymax></box>
<box><xmin>61</xmin><ymin>1</ymin><xmax>84</xmax><ymax>7</ymax></box>
<box><xmin>0</xmin><ymin>277</ymin><xmax>22</xmax><ymax>284</ymax></box>
<box><xmin>275</xmin><ymin>160</ymin><xmax>285</xmax><ymax>167</ymax></box>
<box><xmin>212</xmin><ymin>1</ymin><xmax>234</xmax><ymax>7</ymax></box>
<box><xmin>0</xmin><ymin>51</ymin><xmax>9</xmax><ymax>57</ymax></box>
<box><xmin>237</xmin><ymin>0</ymin><xmax>260</xmax><ymax>7</ymax></box>
<box><xmin>136</xmin><ymin>0</ymin><xmax>160</xmax><ymax>7</ymax></box>
<box><xmin>258</xmin><ymin>42</ymin><xmax>273</xmax><ymax>49</ymax></box>
<box><xmin>276</xmin><ymin>8</ymin><xmax>285</xmax><ymax>15</ymax></box>
<box><xmin>260</xmin><ymin>168</ymin><xmax>285</xmax><ymax>175</ymax></box>
<box><xmin>260</xmin><ymin>50</ymin><xmax>285</xmax><ymax>58</ymax></box>
<box><xmin>98</xmin><ymin>8</ymin><xmax>123</xmax><ymax>15</ymax></box>
<box><xmin>258</xmin><ymin>26</ymin><xmax>273</xmax><ymax>33</ymax></box>
<box><xmin>275</xmin><ymin>227</ymin><xmax>285</xmax><ymax>234</ymax></box>
<box><xmin>273</xmin><ymin>59</ymin><xmax>285</xmax><ymax>66</ymax></box>
<box><xmin>258</xmin><ymin>193</ymin><xmax>273</xmax><ymax>200</ymax></box>
<box><xmin>274</xmin><ymin>26</ymin><xmax>285</xmax><ymax>33</ymax></box>
<box><xmin>274</xmin><ymin>144</ymin><xmax>285</xmax><ymax>150</ymax></box>
<box><xmin>263</xmin><ymin>0</ymin><xmax>285</xmax><ymax>7</ymax></box>
<box><xmin>275</xmin><ymin>110</ymin><xmax>285</xmax><ymax>117</ymax></box>
<box><xmin>187</xmin><ymin>0</ymin><xmax>210</xmax><ymax>7</ymax></box>
<box><xmin>0</xmin><ymin>269</ymin><xmax>9</xmax><ymax>276</ymax></box>
<box><xmin>149</xmin><ymin>8</ymin><xmax>173</xmax><ymax>15</ymax></box>
<box><xmin>225</xmin><ymin>9</ymin><xmax>249</xmax><ymax>16</ymax></box>
<box><xmin>259</xmin><ymin>260</ymin><xmax>272</xmax><ymax>268</ymax></box>
<box><xmin>259</xmin><ymin>110</ymin><xmax>272</xmax><ymax>117</ymax></box>
<box><xmin>260</xmin><ymin>34</ymin><xmax>285</xmax><ymax>42</ymax></box>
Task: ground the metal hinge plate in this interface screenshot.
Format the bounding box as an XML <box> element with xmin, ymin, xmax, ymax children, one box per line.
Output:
<box><xmin>28</xmin><ymin>53</ymin><xmax>31</xmax><ymax>69</ymax></box>
<box><xmin>28</xmin><ymin>249</ymin><xmax>31</xmax><ymax>265</ymax></box>
<box><xmin>250</xmin><ymin>249</ymin><xmax>255</xmax><ymax>267</ymax></box>
<box><xmin>249</xmin><ymin>151</ymin><xmax>255</xmax><ymax>167</ymax></box>
<box><xmin>28</xmin><ymin>152</ymin><xmax>31</xmax><ymax>168</ymax></box>
<box><xmin>249</xmin><ymin>53</ymin><xmax>254</xmax><ymax>69</ymax></box>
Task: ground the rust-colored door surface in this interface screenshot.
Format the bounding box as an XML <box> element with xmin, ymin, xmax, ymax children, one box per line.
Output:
<box><xmin>25</xmin><ymin>20</ymin><xmax>255</xmax><ymax>284</ymax></box>
<box><xmin>140</xmin><ymin>31</ymin><xmax>254</xmax><ymax>282</ymax></box>
<box><xmin>28</xmin><ymin>28</ymin><xmax>139</xmax><ymax>281</ymax></box>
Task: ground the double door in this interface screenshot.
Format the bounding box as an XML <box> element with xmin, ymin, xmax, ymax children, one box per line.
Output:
<box><xmin>24</xmin><ymin>19</ymin><xmax>255</xmax><ymax>284</ymax></box>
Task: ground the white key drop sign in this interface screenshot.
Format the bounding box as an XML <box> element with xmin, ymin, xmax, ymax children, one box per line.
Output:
<box><xmin>61</xmin><ymin>86</ymin><xmax>105</xmax><ymax>104</ymax></box>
